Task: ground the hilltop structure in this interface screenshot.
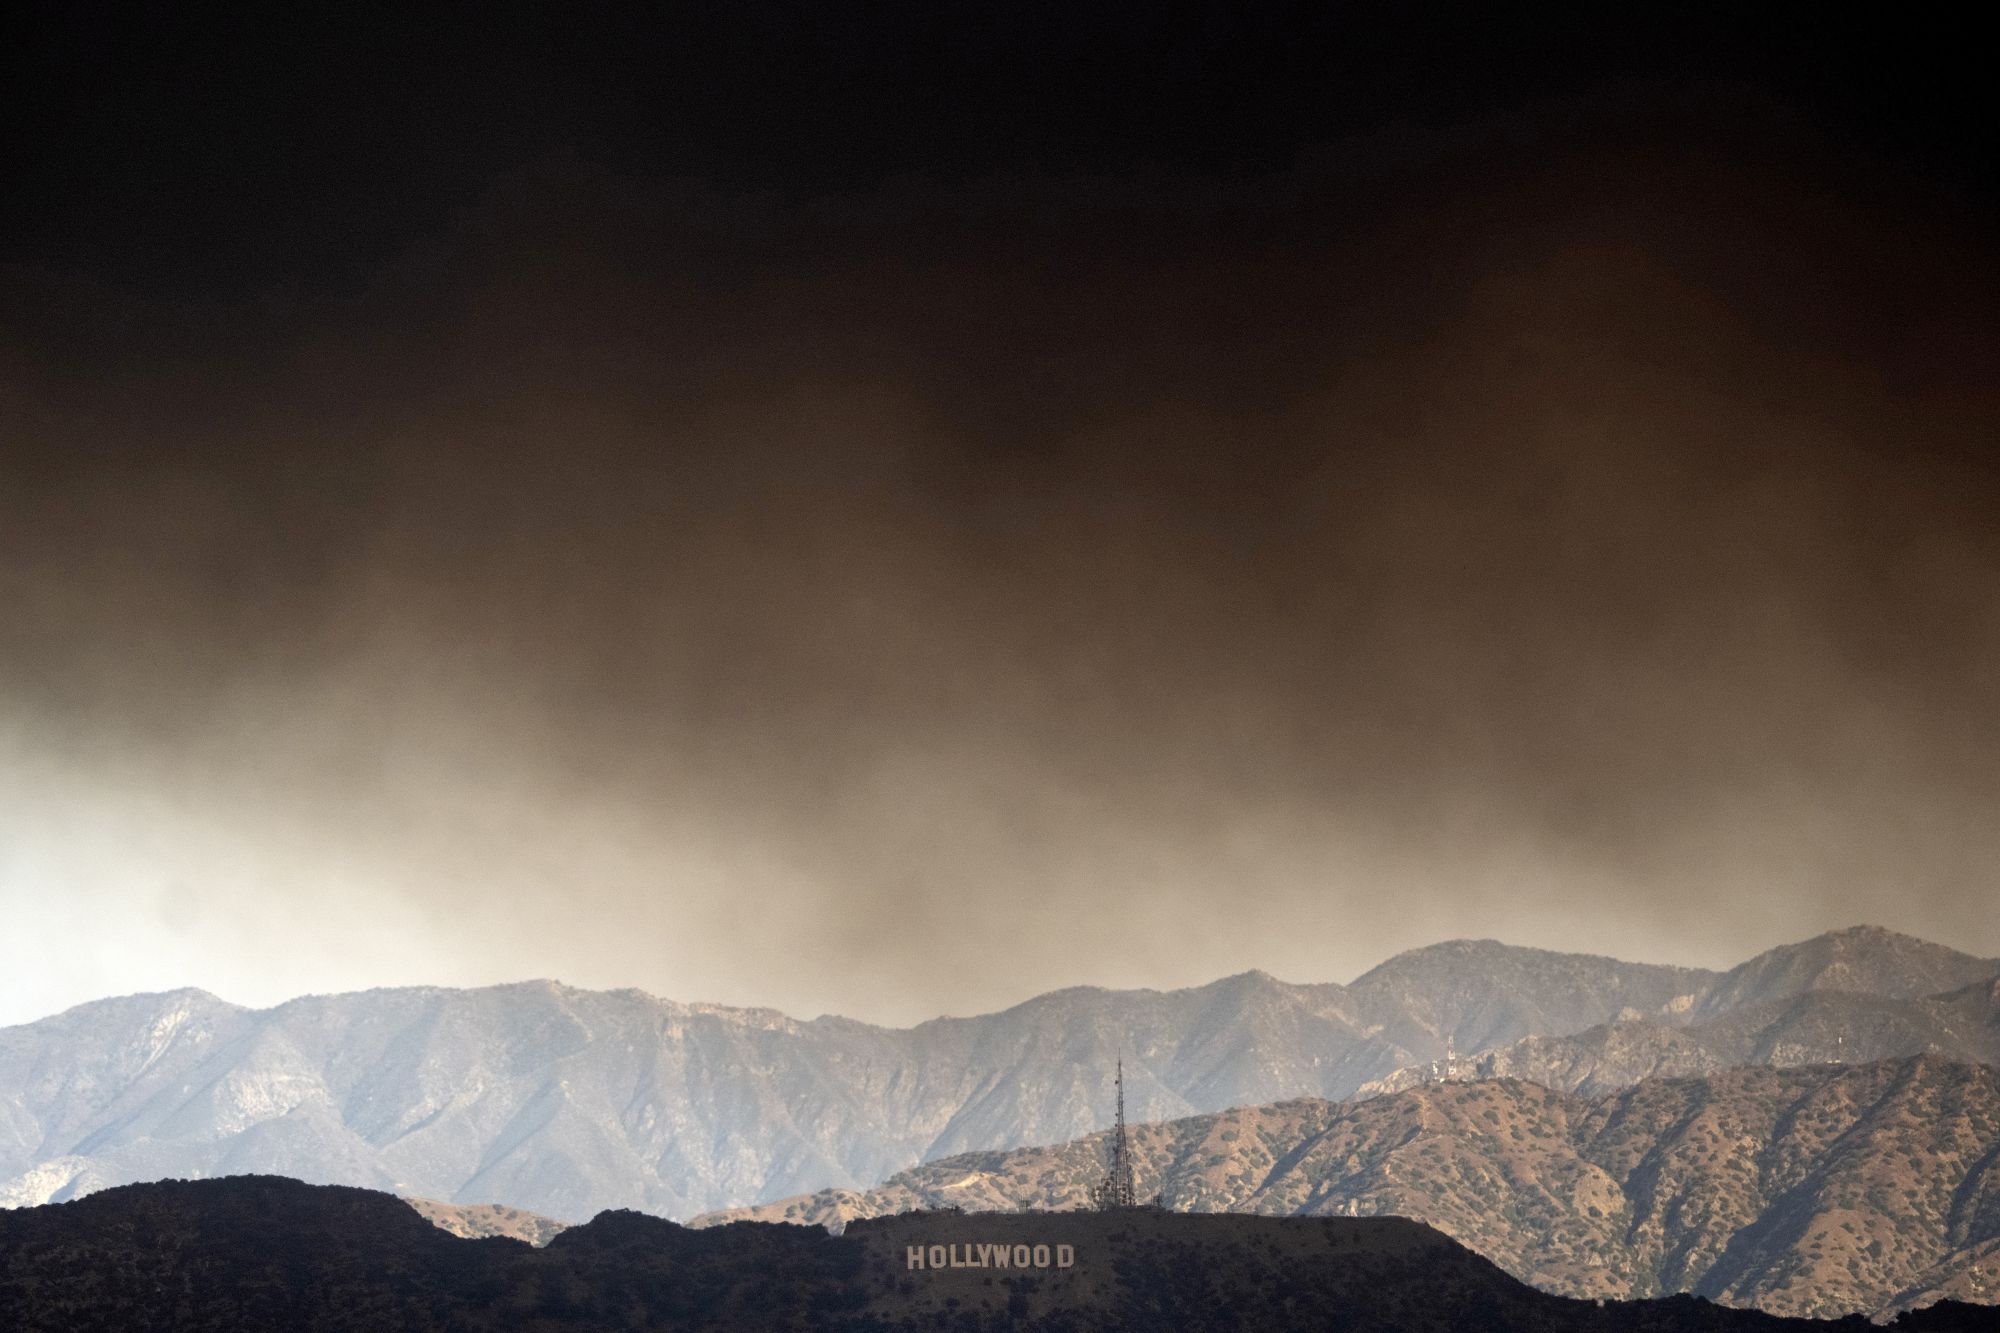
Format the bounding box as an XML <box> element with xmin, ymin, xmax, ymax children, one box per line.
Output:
<box><xmin>1430</xmin><ymin>1033</ymin><xmax>1464</xmax><ymax>1083</ymax></box>
<box><xmin>1088</xmin><ymin>1058</ymin><xmax>1139</xmax><ymax>1210</ymax></box>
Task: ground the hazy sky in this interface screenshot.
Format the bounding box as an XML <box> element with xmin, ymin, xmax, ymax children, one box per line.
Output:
<box><xmin>3</xmin><ymin>13</ymin><xmax>1998</xmax><ymax>1027</ymax></box>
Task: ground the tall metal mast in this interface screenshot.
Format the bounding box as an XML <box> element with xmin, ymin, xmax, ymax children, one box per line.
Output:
<box><xmin>1090</xmin><ymin>1056</ymin><xmax>1138</xmax><ymax>1210</ymax></box>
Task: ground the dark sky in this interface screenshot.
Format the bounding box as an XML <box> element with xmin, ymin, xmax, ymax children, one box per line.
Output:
<box><xmin>2</xmin><ymin>5</ymin><xmax>1997</xmax><ymax>1025</ymax></box>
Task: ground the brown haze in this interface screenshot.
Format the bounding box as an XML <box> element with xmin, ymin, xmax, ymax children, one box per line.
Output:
<box><xmin>2</xmin><ymin>89</ymin><xmax>1997</xmax><ymax>1027</ymax></box>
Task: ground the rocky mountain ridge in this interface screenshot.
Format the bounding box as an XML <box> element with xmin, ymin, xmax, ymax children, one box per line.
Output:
<box><xmin>1</xmin><ymin>926</ymin><xmax>1992</xmax><ymax>1222</ymax></box>
<box><xmin>700</xmin><ymin>1056</ymin><xmax>2000</xmax><ymax>1320</ymax></box>
<box><xmin>1359</xmin><ymin>974</ymin><xmax>2000</xmax><ymax>1100</ymax></box>
<box><xmin>403</xmin><ymin>1194</ymin><xmax>570</xmax><ymax>1245</ymax></box>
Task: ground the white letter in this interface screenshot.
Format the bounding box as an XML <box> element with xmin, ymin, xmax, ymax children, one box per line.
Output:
<box><xmin>907</xmin><ymin>1246</ymin><xmax>926</xmax><ymax>1270</ymax></box>
<box><xmin>1057</xmin><ymin>1244</ymin><xmax>1074</xmax><ymax>1268</ymax></box>
<box><xmin>1033</xmin><ymin>1244</ymin><xmax>1051</xmax><ymax>1267</ymax></box>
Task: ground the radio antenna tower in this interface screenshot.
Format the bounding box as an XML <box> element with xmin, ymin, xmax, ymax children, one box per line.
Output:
<box><xmin>1089</xmin><ymin>1056</ymin><xmax>1139</xmax><ymax>1210</ymax></box>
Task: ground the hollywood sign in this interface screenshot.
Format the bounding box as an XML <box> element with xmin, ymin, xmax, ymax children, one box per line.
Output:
<box><xmin>906</xmin><ymin>1242</ymin><xmax>1077</xmax><ymax>1271</ymax></box>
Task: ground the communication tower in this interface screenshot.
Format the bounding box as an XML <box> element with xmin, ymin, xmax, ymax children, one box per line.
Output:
<box><xmin>1089</xmin><ymin>1057</ymin><xmax>1139</xmax><ymax>1210</ymax></box>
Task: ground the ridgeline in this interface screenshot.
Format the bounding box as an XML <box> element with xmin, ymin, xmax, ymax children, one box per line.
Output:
<box><xmin>0</xmin><ymin>1175</ymin><xmax>1993</xmax><ymax>1331</ymax></box>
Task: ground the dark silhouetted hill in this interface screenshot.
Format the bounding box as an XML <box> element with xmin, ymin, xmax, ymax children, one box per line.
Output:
<box><xmin>5</xmin><ymin>1174</ymin><xmax>1996</xmax><ymax>1330</ymax></box>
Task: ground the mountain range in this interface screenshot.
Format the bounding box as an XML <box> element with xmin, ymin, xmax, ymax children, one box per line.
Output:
<box><xmin>703</xmin><ymin>1056</ymin><xmax>2000</xmax><ymax>1321</ymax></box>
<box><xmin>1359</xmin><ymin>973</ymin><xmax>2000</xmax><ymax>1100</ymax></box>
<box><xmin>1</xmin><ymin>926</ymin><xmax>1993</xmax><ymax>1225</ymax></box>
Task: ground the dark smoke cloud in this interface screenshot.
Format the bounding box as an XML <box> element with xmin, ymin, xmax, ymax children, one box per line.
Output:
<box><xmin>3</xmin><ymin>88</ymin><xmax>1997</xmax><ymax>1025</ymax></box>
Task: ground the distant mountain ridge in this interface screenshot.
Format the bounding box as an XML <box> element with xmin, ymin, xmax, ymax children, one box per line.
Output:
<box><xmin>404</xmin><ymin>1194</ymin><xmax>569</xmax><ymax>1245</ymax></box>
<box><xmin>1359</xmin><ymin>974</ymin><xmax>2000</xmax><ymax>1100</ymax></box>
<box><xmin>0</xmin><ymin>926</ymin><xmax>1993</xmax><ymax>1223</ymax></box>
<box><xmin>702</xmin><ymin>1056</ymin><xmax>2000</xmax><ymax>1321</ymax></box>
